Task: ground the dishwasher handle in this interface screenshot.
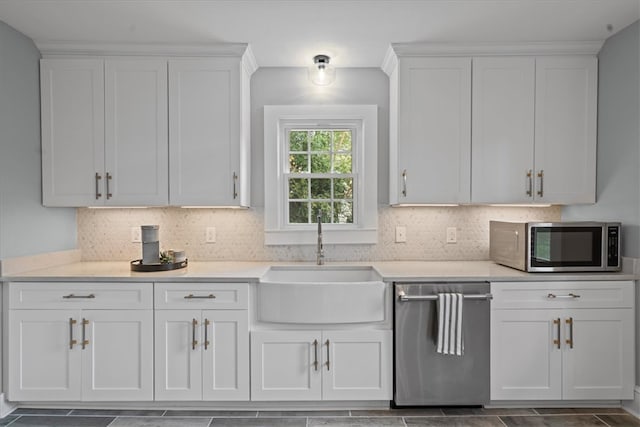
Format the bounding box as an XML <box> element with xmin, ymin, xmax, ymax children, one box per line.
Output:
<box><xmin>397</xmin><ymin>290</ymin><xmax>493</xmax><ymax>302</ymax></box>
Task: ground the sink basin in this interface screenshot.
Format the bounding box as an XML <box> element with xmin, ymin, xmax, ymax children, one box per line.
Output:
<box><xmin>258</xmin><ymin>265</ymin><xmax>387</xmax><ymax>324</ymax></box>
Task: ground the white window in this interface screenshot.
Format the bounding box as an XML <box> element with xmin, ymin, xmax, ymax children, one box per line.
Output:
<box><xmin>264</xmin><ymin>105</ymin><xmax>378</xmax><ymax>245</ymax></box>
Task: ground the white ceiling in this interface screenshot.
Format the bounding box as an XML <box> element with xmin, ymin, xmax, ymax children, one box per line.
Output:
<box><xmin>0</xmin><ymin>0</ymin><xmax>638</xmax><ymax>68</ymax></box>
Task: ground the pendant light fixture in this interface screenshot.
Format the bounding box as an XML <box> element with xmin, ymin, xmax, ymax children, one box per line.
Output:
<box><xmin>309</xmin><ymin>54</ymin><xmax>336</xmax><ymax>86</ymax></box>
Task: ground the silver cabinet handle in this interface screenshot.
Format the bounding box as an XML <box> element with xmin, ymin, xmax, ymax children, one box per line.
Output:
<box><xmin>204</xmin><ymin>318</ymin><xmax>211</xmax><ymax>350</ymax></box>
<box><xmin>184</xmin><ymin>294</ymin><xmax>216</xmax><ymax>299</ymax></box>
<box><xmin>325</xmin><ymin>339</ymin><xmax>330</xmax><ymax>371</ymax></box>
<box><xmin>537</xmin><ymin>170</ymin><xmax>544</xmax><ymax>197</ymax></box>
<box><xmin>566</xmin><ymin>317</ymin><xmax>574</xmax><ymax>349</ymax></box>
<box><xmin>192</xmin><ymin>318</ymin><xmax>198</xmax><ymax>350</ymax></box>
<box><xmin>63</xmin><ymin>294</ymin><xmax>96</xmax><ymax>299</ymax></box>
<box><xmin>313</xmin><ymin>339</ymin><xmax>319</xmax><ymax>371</ymax></box>
<box><xmin>81</xmin><ymin>318</ymin><xmax>89</xmax><ymax>350</ymax></box>
<box><xmin>526</xmin><ymin>170</ymin><xmax>533</xmax><ymax>197</ymax></box>
<box><xmin>547</xmin><ymin>293</ymin><xmax>581</xmax><ymax>299</ymax></box>
<box><xmin>233</xmin><ymin>172</ymin><xmax>238</xmax><ymax>199</ymax></box>
<box><xmin>106</xmin><ymin>172</ymin><xmax>113</xmax><ymax>199</ymax></box>
<box><xmin>401</xmin><ymin>169</ymin><xmax>407</xmax><ymax>197</ymax></box>
<box><xmin>553</xmin><ymin>318</ymin><xmax>561</xmax><ymax>350</ymax></box>
<box><xmin>95</xmin><ymin>173</ymin><xmax>102</xmax><ymax>200</ymax></box>
<box><xmin>69</xmin><ymin>318</ymin><xmax>77</xmax><ymax>350</ymax></box>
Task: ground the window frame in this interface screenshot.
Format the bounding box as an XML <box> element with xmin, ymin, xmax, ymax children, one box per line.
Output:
<box><xmin>264</xmin><ymin>105</ymin><xmax>378</xmax><ymax>245</ymax></box>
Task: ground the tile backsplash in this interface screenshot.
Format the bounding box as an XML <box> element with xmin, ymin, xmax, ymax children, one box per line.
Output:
<box><xmin>78</xmin><ymin>205</ymin><xmax>560</xmax><ymax>262</ymax></box>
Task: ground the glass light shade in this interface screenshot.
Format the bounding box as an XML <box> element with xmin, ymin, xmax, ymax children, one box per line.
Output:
<box><xmin>309</xmin><ymin>55</ymin><xmax>336</xmax><ymax>86</ymax></box>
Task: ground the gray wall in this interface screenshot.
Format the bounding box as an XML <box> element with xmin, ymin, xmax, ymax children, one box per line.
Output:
<box><xmin>250</xmin><ymin>67</ymin><xmax>389</xmax><ymax>207</ymax></box>
<box><xmin>0</xmin><ymin>20</ymin><xmax>76</xmax><ymax>259</ymax></box>
<box><xmin>562</xmin><ymin>20</ymin><xmax>640</xmax><ymax>259</ymax></box>
<box><xmin>562</xmin><ymin>19</ymin><xmax>640</xmax><ymax>388</ymax></box>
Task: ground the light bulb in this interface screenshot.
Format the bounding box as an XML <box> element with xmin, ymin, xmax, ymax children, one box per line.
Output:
<box><xmin>309</xmin><ymin>54</ymin><xmax>335</xmax><ymax>86</ymax></box>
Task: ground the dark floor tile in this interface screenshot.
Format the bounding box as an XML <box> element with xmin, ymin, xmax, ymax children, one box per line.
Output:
<box><xmin>258</xmin><ymin>410</ymin><xmax>349</xmax><ymax>417</ymax></box>
<box><xmin>500</xmin><ymin>414</ymin><xmax>606</xmax><ymax>427</ymax></box>
<box><xmin>0</xmin><ymin>416</ymin><xmax>19</xmax><ymax>426</ymax></box>
<box><xmin>165</xmin><ymin>410</ymin><xmax>256</xmax><ymax>417</ymax></box>
<box><xmin>534</xmin><ymin>407</ymin><xmax>627</xmax><ymax>415</ymax></box>
<box><xmin>109</xmin><ymin>417</ymin><xmax>210</xmax><ymax>427</ymax></box>
<box><xmin>307</xmin><ymin>417</ymin><xmax>404</xmax><ymax>427</ymax></box>
<box><xmin>70</xmin><ymin>409</ymin><xmax>165</xmax><ymax>417</ymax></box>
<box><xmin>405</xmin><ymin>416</ymin><xmax>504</xmax><ymax>427</ymax></box>
<box><xmin>352</xmin><ymin>409</ymin><xmax>444</xmax><ymax>417</ymax></box>
<box><xmin>9</xmin><ymin>416</ymin><xmax>114</xmax><ymax>427</ymax></box>
<box><xmin>595</xmin><ymin>414</ymin><xmax>640</xmax><ymax>426</ymax></box>
<box><xmin>10</xmin><ymin>409</ymin><xmax>72</xmax><ymax>416</ymax></box>
<box><xmin>211</xmin><ymin>418</ymin><xmax>306</xmax><ymax>427</ymax></box>
<box><xmin>442</xmin><ymin>407</ymin><xmax>537</xmax><ymax>416</ymax></box>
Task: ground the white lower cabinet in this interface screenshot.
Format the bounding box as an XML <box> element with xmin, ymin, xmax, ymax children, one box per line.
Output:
<box><xmin>251</xmin><ymin>330</ymin><xmax>392</xmax><ymax>401</ymax></box>
<box><xmin>154</xmin><ymin>310</ymin><xmax>249</xmax><ymax>401</ymax></box>
<box><xmin>490</xmin><ymin>281</ymin><xmax>635</xmax><ymax>401</ymax></box>
<box><xmin>8</xmin><ymin>309</ymin><xmax>153</xmax><ymax>401</ymax></box>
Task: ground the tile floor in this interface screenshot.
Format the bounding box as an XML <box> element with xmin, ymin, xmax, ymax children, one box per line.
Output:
<box><xmin>0</xmin><ymin>407</ymin><xmax>639</xmax><ymax>427</ymax></box>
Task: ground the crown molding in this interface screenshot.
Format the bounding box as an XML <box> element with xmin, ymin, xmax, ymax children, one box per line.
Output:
<box><xmin>389</xmin><ymin>40</ymin><xmax>605</xmax><ymax>57</ymax></box>
<box><xmin>36</xmin><ymin>41</ymin><xmax>253</xmax><ymax>58</ymax></box>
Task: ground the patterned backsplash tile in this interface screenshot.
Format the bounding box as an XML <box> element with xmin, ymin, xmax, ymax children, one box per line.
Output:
<box><xmin>77</xmin><ymin>205</ymin><xmax>561</xmax><ymax>262</ymax></box>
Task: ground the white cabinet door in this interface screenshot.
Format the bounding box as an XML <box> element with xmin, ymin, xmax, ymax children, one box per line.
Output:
<box><xmin>490</xmin><ymin>310</ymin><xmax>562</xmax><ymax>400</ymax></box>
<box><xmin>393</xmin><ymin>57</ymin><xmax>471</xmax><ymax>204</ymax></box>
<box><xmin>534</xmin><ymin>56</ymin><xmax>597</xmax><ymax>204</ymax></box>
<box><xmin>81</xmin><ymin>310</ymin><xmax>153</xmax><ymax>401</ymax></box>
<box><xmin>471</xmin><ymin>57</ymin><xmax>535</xmax><ymax>203</ymax></box>
<box><xmin>562</xmin><ymin>309</ymin><xmax>634</xmax><ymax>400</ymax></box>
<box><xmin>169</xmin><ymin>59</ymin><xmax>247</xmax><ymax>206</ymax></box>
<box><xmin>250</xmin><ymin>331</ymin><xmax>321</xmax><ymax>401</ymax></box>
<box><xmin>8</xmin><ymin>310</ymin><xmax>82</xmax><ymax>401</ymax></box>
<box><xmin>155</xmin><ymin>310</ymin><xmax>202</xmax><ymax>400</ymax></box>
<box><xmin>202</xmin><ymin>310</ymin><xmax>249</xmax><ymax>401</ymax></box>
<box><xmin>104</xmin><ymin>60</ymin><xmax>168</xmax><ymax>206</ymax></box>
<box><xmin>41</xmin><ymin>59</ymin><xmax>105</xmax><ymax>207</ymax></box>
<box><xmin>321</xmin><ymin>330</ymin><xmax>392</xmax><ymax>400</ymax></box>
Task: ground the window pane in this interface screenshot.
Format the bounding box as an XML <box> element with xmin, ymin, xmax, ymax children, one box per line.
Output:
<box><xmin>289</xmin><ymin>178</ymin><xmax>308</xmax><ymax>199</ymax></box>
<box><xmin>333</xmin><ymin>201</ymin><xmax>354</xmax><ymax>224</ymax></box>
<box><xmin>289</xmin><ymin>130</ymin><xmax>308</xmax><ymax>151</ymax></box>
<box><xmin>311</xmin><ymin>154</ymin><xmax>331</xmax><ymax>173</ymax></box>
<box><xmin>333</xmin><ymin>131</ymin><xmax>352</xmax><ymax>152</ymax></box>
<box><xmin>334</xmin><ymin>178</ymin><xmax>353</xmax><ymax>199</ymax></box>
<box><xmin>333</xmin><ymin>154</ymin><xmax>352</xmax><ymax>173</ymax></box>
<box><xmin>289</xmin><ymin>202</ymin><xmax>309</xmax><ymax>223</ymax></box>
<box><xmin>311</xmin><ymin>202</ymin><xmax>332</xmax><ymax>223</ymax></box>
<box><xmin>310</xmin><ymin>178</ymin><xmax>331</xmax><ymax>199</ymax></box>
<box><xmin>310</xmin><ymin>131</ymin><xmax>331</xmax><ymax>151</ymax></box>
<box><xmin>289</xmin><ymin>154</ymin><xmax>308</xmax><ymax>173</ymax></box>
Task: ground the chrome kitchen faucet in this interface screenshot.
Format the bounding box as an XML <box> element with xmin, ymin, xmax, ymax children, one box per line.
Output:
<box><xmin>316</xmin><ymin>215</ymin><xmax>325</xmax><ymax>265</ymax></box>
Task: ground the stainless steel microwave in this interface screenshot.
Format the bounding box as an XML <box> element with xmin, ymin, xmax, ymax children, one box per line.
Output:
<box><xmin>490</xmin><ymin>221</ymin><xmax>621</xmax><ymax>272</ymax></box>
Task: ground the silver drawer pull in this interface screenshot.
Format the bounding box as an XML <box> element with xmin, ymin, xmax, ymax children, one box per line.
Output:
<box><xmin>184</xmin><ymin>294</ymin><xmax>216</xmax><ymax>299</ymax></box>
<box><xmin>63</xmin><ymin>294</ymin><xmax>96</xmax><ymax>299</ymax></box>
<box><xmin>547</xmin><ymin>293</ymin><xmax>581</xmax><ymax>299</ymax></box>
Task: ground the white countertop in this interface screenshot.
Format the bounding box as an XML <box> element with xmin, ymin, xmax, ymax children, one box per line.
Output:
<box><xmin>2</xmin><ymin>260</ymin><xmax>637</xmax><ymax>283</ymax></box>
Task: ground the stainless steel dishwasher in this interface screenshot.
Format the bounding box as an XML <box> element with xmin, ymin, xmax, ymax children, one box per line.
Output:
<box><xmin>394</xmin><ymin>282</ymin><xmax>492</xmax><ymax>406</ymax></box>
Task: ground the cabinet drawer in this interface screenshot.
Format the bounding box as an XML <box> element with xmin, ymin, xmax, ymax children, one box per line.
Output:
<box><xmin>491</xmin><ymin>281</ymin><xmax>634</xmax><ymax>309</ymax></box>
<box><xmin>9</xmin><ymin>282</ymin><xmax>152</xmax><ymax>309</ymax></box>
<box><xmin>154</xmin><ymin>282</ymin><xmax>248</xmax><ymax>309</ymax></box>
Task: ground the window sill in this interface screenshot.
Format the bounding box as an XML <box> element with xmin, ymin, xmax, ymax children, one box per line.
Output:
<box><xmin>264</xmin><ymin>229</ymin><xmax>378</xmax><ymax>245</ymax></box>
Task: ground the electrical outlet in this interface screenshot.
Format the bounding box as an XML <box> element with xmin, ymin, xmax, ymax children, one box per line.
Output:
<box><xmin>206</xmin><ymin>227</ymin><xmax>216</xmax><ymax>243</ymax></box>
<box><xmin>446</xmin><ymin>227</ymin><xmax>457</xmax><ymax>244</ymax></box>
<box><xmin>395</xmin><ymin>226</ymin><xmax>407</xmax><ymax>243</ymax></box>
<box><xmin>130</xmin><ymin>227</ymin><xmax>141</xmax><ymax>243</ymax></box>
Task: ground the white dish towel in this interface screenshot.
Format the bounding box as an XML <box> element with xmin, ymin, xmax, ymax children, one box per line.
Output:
<box><xmin>436</xmin><ymin>293</ymin><xmax>464</xmax><ymax>356</ymax></box>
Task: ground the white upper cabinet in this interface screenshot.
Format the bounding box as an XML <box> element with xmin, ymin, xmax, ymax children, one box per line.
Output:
<box><xmin>169</xmin><ymin>57</ymin><xmax>252</xmax><ymax>207</ymax></box>
<box><xmin>385</xmin><ymin>44</ymin><xmax>600</xmax><ymax>205</ymax></box>
<box><xmin>471</xmin><ymin>57</ymin><xmax>536</xmax><ymax>203</ymax></box>
<box><xmin>42</xmin><ymin>58</ymin><xmax>168</xmax><ymax>207</ymax></box>
<box><xmin>534</xmin><ymin>56</ymin><xmax>597</xmax><ymax>204</ymax></box>
<box><xmin>41</xmin><ymin>59</ymin><xmax>105</xmax><ymax>207</ymax></box>
<box><xmin>388</xmin><ymin>57</ymin><xmax>472</xmax><ymax>204</ymax></box>
<box><xmin>104</xmin><ymin>59</ymin><xmax>169</xmax><ymax>206</ymax></box>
